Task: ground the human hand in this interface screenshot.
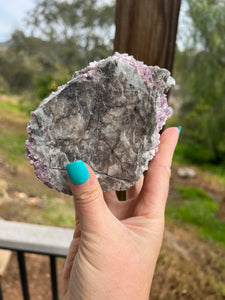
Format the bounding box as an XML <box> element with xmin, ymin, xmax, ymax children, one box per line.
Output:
<box><xmin>63</xmin><ymin>127</ymin><xmax>179</xmax><ymax>300</ymax></box>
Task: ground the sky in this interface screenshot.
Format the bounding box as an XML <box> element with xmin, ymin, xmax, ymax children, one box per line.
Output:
<box><xmin>0</xmin><ymin>0</ymin><xmax>190</xmax><ymax>49</ymax></box>
<box><xmin>0</xmin><ymin>0</ymin><xmax>36</xmax><ymax>42</ymax></box>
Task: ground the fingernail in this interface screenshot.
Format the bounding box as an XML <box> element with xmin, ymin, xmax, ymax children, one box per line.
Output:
<box><xmin>66</xmin><ymin>160</ymin><xmax>89</xmax><ymax>185</ymax></box>
<box><xmin>177</xmin><ymin>126</ymin><xmax>182</xmax><ymax>134</ymax></box>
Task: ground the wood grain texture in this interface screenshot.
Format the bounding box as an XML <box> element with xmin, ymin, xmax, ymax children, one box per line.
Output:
<box><xmin>114</xmin><ymin>0</ymin><xmax>181</xmax><ymax>72</ymax></box>
<box><xmin>114</xmin><ymin>0</ymin><xmax>180</xmax><ymax>199</ymax></box>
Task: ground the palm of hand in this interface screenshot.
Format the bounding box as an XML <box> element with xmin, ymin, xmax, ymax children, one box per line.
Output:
<box><xmin>63</xmin><ymin>128</ymin><xmax>179</xmax><ymax>300</ymax></box>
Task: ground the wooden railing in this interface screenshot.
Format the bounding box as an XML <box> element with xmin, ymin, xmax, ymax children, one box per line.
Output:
<box><xmin>0</xmin><ymin>220</ymin><xmax>73</xmax><ymax>300</ymax></box>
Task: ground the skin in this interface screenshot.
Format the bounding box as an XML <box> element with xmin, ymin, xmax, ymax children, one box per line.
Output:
<box><xmin>63</xmin><ymin>127</ymin><xmax>179</xmax><ymax>300</ymax></box>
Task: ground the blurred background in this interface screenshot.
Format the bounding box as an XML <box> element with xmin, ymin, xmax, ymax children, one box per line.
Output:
<box><xmin>0</xmin><ymin>0</ymin><xmax>224</xmax><ymax>299</ymax></box>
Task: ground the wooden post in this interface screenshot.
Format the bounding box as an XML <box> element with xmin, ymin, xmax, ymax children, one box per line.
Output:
<box><xmin>114</xmin><ymin>0</ymin><xmax>181</xmax><ymax>200</ymax></box>
<box><xmin>114</xmin><ymin>0</ymin><xmax>181</xmax><ymax>72</ymax></box>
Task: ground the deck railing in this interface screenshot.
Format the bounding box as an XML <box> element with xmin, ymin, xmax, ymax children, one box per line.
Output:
<box><xmin>0</xmin><ymin>220</ymin><xmax>73</xmax><ymax>300</ymax></box>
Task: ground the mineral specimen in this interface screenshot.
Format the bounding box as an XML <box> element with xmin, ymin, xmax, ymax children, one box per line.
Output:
<box><xmin>25</xmin><ymin>52</ymin><xmax>174</xmax><ymax>194</ymax></box>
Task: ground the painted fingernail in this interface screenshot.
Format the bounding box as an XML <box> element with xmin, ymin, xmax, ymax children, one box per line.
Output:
<box><xmin>177</xmin><ymin>126</ymin><xmax>182</xmax><ymax>134</ymax></box>
<box><xmin>66</xmin><ymin>160</ymin><xmax>89</xmax><ymax>185</ymax></box>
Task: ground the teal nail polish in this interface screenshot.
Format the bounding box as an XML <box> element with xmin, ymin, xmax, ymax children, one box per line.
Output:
<box><xmin>177</xmin><ymin>126</ymin><xmax>182</xmax><ymax>134</ymax></box>
<box><xmin>66</xmin><ymin>160</ymin><xmax>89</xmax><ymax>185</ymax></box>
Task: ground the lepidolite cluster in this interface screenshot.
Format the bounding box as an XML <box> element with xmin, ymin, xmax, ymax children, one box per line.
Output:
<box><xmin>25</xmin><ymin>53</ymin><xmax>174</xmax><ymax>194</ymax></box>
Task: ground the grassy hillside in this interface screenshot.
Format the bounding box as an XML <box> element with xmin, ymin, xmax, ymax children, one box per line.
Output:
<box><xmin>0</xmin><ymin>94</ymin><xmax>74</xmax><ymax>227</ymax></box>
<box><xmin>0</xmin><ymin>95</ymin><xmax>28</xmax><ymax>164</ymax></box>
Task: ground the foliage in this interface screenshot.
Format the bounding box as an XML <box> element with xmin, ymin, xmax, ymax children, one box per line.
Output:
<box><xmin>0</xmin><ymin>39</ymin><xmax>38</xmax><ymax>93</ymax></box>
<box><xmin>26</xmin><ymin>0</ymin><xmax>115</xmax><ymax>48</ymax></box>
<box><xmin>0</xmin><ymin>0</ymin><xmax>115</xmax><ymax>97</ymax></box>
<box><xmin>172</xmin><ymin>141</ymin><xmax>216</xmax><ymax>164</ymax></box>
<box><xmin>33</xmin><ymin>71</ymin><xmax>71</xmax><ymax>100</ymax></box>
<box><xmin>174</xmin><ymin>0</ymin><xmax>225</xmax><ymax>164</ymax></box>
<box><xmin>25</xmin><ymin>0</ymin><xmax>115</xmax><ymax>69</ymax></box>
<box><xmin>0</xmin><ymin>98</ymin><xmax>29</xmax><ymax>164</ymax></box>
<box><xmin>166</xmin><ymin>186</ymin><xmax>225</xmax><ymax>247</ymax></box>
<box><xmin>176</xmin><ymin>186</ymin><xmax>213</xmax><ymax>201</ymax></box>
<box><xmin>42</xmin><ymin>197</ymin><xmax>75</xmax><ymax>227</ymax></box>
<box><xmin>0</xmin><ymin>76</ymin><xmax>9</xmax><ymax>94</ymax></box>
<box><xmin>0</xmin><ymin>97</ymin><xmax>24</xmax><ymax>113</ymax></box>
<box><xmin>0</xmin><ymin>129</ymin><xmax>27</xmax><ymax>164</ymax></box>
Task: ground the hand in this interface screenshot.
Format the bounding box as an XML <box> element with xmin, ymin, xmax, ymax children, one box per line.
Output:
<box><xmin>63</xmin><ymin>127</ymin><xmax>179</xmax><ymax>300</ymax></box>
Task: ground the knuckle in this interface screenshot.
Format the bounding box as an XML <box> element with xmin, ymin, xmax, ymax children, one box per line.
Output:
<box><xmin>76</xmin><ymin>185</ymin><xmax>102</xmax><ymax>206</ymax></box>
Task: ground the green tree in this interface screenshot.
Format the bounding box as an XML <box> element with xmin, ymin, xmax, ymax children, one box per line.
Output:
<box><xmin>25</xmin><ymin>0</ymin><xmax>115</xmax><ymax>69</ymax></box>
<box><xmin>175</xmin><ymin>0</ymin><xmax>225</xmax><ymax>163</ymax></box>
<box><xmin>0</xmin><ymin>32</ymin><xmax>41</xmax><ymax>93</ymax></box>
<box><xmin>0</xmin><ymin>0</ymin><xmax>115</xmax><ymax>97</ymax></box>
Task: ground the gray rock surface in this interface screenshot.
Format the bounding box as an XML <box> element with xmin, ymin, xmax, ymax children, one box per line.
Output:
<box><xmin>25</xmin><ymin>53</ymin><xmax>174</xmax><ymax>194</ymax></box>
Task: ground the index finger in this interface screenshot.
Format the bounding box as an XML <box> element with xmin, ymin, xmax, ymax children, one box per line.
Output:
<box><xmin>134</xmin><ymin>127</ymin><xmax>180</xmax><ymax>218</ymax></box>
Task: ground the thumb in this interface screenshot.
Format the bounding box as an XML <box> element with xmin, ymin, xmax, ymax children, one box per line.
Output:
<box><xmin>66</xmin><ymin>160</ymin><xmax>108</xmax><ymax>231</ymax></box>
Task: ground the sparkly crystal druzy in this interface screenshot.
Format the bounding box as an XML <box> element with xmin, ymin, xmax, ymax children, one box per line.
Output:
<box><xmin>25</xmin><ymin>53</ymin><xmax>175</xmax><ymax>194</ymax></box>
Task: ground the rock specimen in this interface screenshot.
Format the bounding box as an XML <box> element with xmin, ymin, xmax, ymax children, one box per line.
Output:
<box><xmin>25</xmin><ymin>53</ymin><xmax>174</xmax><ymax>194</ymax></box>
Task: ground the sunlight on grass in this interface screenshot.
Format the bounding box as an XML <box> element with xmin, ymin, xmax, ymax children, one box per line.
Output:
<box><xmin>42</xmin><ymin>197</ymin><xmax>75</xmax><ymax>228</ymax></box>
<box><xmin>0</xmin><ymin>98</ymin><xmax>20</xmax><ymax>112</ymax></box>
<box><xmin>0</xmin><ymin>96</ymin><xmax>28</xmax><ymax>165</ymax></box>
<box><xmin>209</xmin><ymin>278</ymin><xmax>225</xmax><ymax>297</ymax></box>
<box><xmin>0</xmin><ymin>129</ymin><xmax>27</xmax><ymax>164</ymax></box>
<box><xmin>166</xmin><ymin>186</ymin><xmax>225</xmax><ymax>247</ymax></box>
<box><xmin>0</xmin><ymin>95</ymin><xmax>29</xmax><ymax>117</ymax></box>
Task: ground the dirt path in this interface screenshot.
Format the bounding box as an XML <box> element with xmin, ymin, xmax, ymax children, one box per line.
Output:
<box><xmin>1</xmin><ymin>252</ymin><xmax>65</xmax><ymax>300</ymax></box>
<box><xmin>152</xmin><ymin>224</ymin><xmax>225</xmax><ymax>300</ymax></box>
